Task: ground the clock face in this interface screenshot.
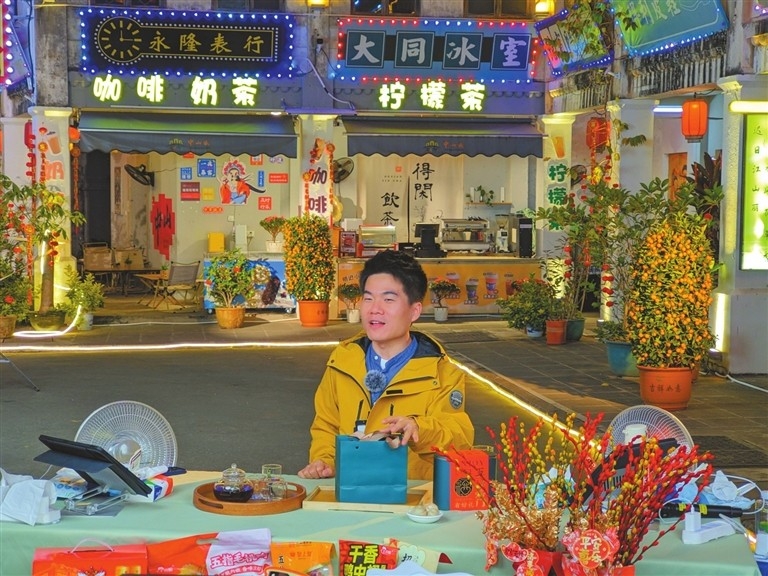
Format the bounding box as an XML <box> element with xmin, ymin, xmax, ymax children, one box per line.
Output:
<box><xmin>96</xmin><ymin>17</ymin><xmax>142</xmax><ymax>64</ymax></box>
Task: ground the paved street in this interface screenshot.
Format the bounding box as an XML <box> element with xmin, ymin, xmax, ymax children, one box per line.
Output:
<box><xmin>1</xmin><ymin>296</ymin><xmax>766</xmax><ymax>493</ymax></box>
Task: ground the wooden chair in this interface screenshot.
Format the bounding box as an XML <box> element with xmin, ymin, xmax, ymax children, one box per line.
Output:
<box><xmin>151</xmin><ymin>261</ymin><xmax>200</xmax><ymax>309</ymax></box>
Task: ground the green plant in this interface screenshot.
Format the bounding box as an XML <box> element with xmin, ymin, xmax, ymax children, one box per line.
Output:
<box><xmin>337</xmin><ymin>283</ymin><xmax>362</xmax><ymax>310</ymax></box>
<box><xmin>429</xmin><ymin>279</ymin><xmax>461</xmax><ymax>308</ymax></box>
<box><xmin>283</xmin><ymin>214</ymin><xmax>335</xmax><ymax>302</ymax></box>
<box><xmin>259</xmin><ymin>216</ymin><xmax>286</xmax><ymax>242</ymax></box>
<box><xmin>0</xmin><ymin>262</ymin><xmax>32</xmax><ymax>321</ymax></box>
<box><xmin>203</xmin><ymin>249</ymin><xmax>257</xmax><ymax>308</ymax></box>
<box><xmin>497</xmin><ymin>275</ymin><xmax>554</xmax><ymax>332</ymax></box>
<box><xmin>0</xmin><ymin>175</ymin><xmax>85</xmax><ymax>314</ymax></box>
<box><xmin>63</xmin><ymin>266</ymin><xmax>105</xmax><ymax>313</ymax></box>
<box><xmin>475</xmin><ymin>185</ymin><xmax>495</xmax><ymax>206</ymax></box>
<box><xmin>626</xmin><ymin>212</ymin><xmax>716</xmax><ymax>369</ymax></box>
<box><xmin>547</xmin><ymin>298</ymin><xmax>569</xmax><ymax>321</ymax></box>
<box><xmin>537</xmin><ymin>176</ymin><xmax>717</xmax><ymax>341</ymax></box>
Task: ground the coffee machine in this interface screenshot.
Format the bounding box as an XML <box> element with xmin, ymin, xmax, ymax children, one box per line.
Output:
<box><xmin>494</xmin><ymin>214</ymin><xmax>510</xmax><ymax>252</ymax></box>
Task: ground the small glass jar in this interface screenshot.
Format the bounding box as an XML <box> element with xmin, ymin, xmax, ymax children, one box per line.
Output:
<box><xmin>213</xmin><ymin>463</ymin><xmax>254</xmax><ymax>502</ymax></box>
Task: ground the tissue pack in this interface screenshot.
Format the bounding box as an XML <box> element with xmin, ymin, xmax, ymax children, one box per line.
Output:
<box><xmin>128</xmin><ymin>474</ymin><xmax>173</xmax><ymax>503</ymax></box>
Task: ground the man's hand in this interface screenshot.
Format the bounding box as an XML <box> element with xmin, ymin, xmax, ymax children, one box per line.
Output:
<box><xmin>298</xmin><ymin>459</ymin><xmax>335</xmax><ymax>479</ymax></box>
<box><xmin>380</xmin><ymin>415</ymin><xmax>419</xmax><ymax>447</ymax></box>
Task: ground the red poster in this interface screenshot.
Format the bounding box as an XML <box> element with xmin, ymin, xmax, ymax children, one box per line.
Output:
<box><xmin>258</xmin><ymin>196</ymin><xmax>273</xmax><ymax>211</ymax></box>
<box><xmin>180</xmin><ymin>182</ymin><xmax>200</xmax><ymax>201</ymax></box>
<box><xmin>268</xmin><ymin>173</ymin><xmax>289</xmax><ymax>184</ymax></box>
<box><xmin>151</xmin><ymin>194</ymin><xmax>175</xmax><ymax>260</ymax></box>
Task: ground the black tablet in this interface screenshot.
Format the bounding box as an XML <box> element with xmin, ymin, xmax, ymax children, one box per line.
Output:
<box><xmin>35</xmin><ymin>434</ymin><xmax>151</xmax><ymax>496</ymax></box>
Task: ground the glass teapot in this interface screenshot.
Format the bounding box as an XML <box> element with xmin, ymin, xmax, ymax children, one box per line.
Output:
<box><xmin>213</xmin><ymin>463</ymin><xmax>254</xmax><ymax>502</ymax></box>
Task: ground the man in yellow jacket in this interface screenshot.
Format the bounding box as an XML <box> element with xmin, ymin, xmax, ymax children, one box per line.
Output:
<box><xmin>298</xmin><ymin>250</ymin><xmax>474</xmax><ymax>481</ymax></box>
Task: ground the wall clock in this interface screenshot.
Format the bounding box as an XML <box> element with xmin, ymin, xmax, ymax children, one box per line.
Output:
<box><xmin>96</xmin><ymin>17</ymin><xmax>142</xmax><ymax>63</ymax></box>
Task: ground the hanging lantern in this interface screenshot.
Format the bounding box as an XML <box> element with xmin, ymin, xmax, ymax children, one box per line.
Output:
<box><xmin>682</xmin><ymin>98</ymin><xmax>708</xmax><ymax>143</ymax></box>
<box><xmin>586</xmin><ymin>117</ymin><xmax>609</xmax><ymax>150</ymax></box>
<box><xmin>24</xmin><ymin>120</ymin><xmax>34</xmax><ymax>149</ymax></box>
<box><xmin>68</xmin><ymin>126</ymin><xmax>80</xmax><ymax>143</ymax></box>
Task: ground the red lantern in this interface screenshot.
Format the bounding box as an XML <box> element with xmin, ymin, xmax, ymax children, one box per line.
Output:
<box><xmin>682</xmin><ymin>98</ymin><xmax>708</xmax><ymax>143</ymax></box>
<box><xmin>586</xmin><ymin>117</ymin><xmax>609</xmax><ymax>150</ymax></box>
<box><xmin>24</xmin><ymin>120</ymin><xmax>34</xmax><ymax>149</ymax></box>
<box><xmin>68</xmin><ymin>126</ymin><xmax>80</xmax><ymax>143</ymax></box>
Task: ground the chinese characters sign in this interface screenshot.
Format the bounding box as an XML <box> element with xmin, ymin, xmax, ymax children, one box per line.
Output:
<box><xmin>80</xmin><ymin>8</ymin><xmax>296</xmax><ymax>77</ymax></box>
<box><xmin>618</xmin><ymin>0</ymin><xmax>729</xmax><ymax>56</ymax></box>
<box><xmin>741</xmin><ymin>114</ymin><xmax>768</xmax><ymax>270</ymax></box>
<box><xmin>535</xmin><ymin>8</ymin><xmax>612</xmax><ymax>76</ymax></box>
<box><xmin>337</xmin><ymin>18</ymin><xmax>536</xmax><ymax>86</ymax></box>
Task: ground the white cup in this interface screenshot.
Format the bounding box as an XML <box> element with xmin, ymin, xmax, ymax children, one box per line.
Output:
<box><xmin>623</xmin><ymin>424</ymin><xmax>647</xmax><ymax>444</ymax></box>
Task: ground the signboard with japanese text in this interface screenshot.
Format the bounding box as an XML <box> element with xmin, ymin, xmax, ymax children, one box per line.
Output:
<box><xmin>740</xmin><ymin>114</ymin><xmax>768</xmax><ymax>270</ymax></box>
<box><xmin>618</xmin><ymin>0</ymin><xmax>728</xmax><ymax>56</ymax></box>
<box><xmin>337</xmin><ymin>17</ymin><xmax>537</xmax><ymax>87</ymax></box>
<box><xmin>80</xmin><ymin>8</ymin><xmax>296</xmax><ymax>77</ymax></box>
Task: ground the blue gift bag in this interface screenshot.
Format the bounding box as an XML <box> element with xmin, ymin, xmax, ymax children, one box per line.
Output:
<box><xmin>335</xmin><ymin>435</ymin><xmax>408</xmax><ymax>504</ymax></box>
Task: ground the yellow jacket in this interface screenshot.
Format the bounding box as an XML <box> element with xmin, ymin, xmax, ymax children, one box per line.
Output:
<box><xmin>308</xmin><ymin>331</ymin><xmax>475</xmax><ymax>480</ymax></box>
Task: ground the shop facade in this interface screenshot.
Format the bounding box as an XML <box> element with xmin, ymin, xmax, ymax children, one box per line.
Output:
<box><xmin>0</xmin><ymin>0</ymin><xmax>766</xmax><ymax>372</ymax></box>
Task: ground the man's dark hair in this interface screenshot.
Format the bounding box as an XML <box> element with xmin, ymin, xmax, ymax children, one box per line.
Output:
<box><xmin>359</xmin><ymin>250</ymin><xmax>428</xmax><ymax>305</ymax></box>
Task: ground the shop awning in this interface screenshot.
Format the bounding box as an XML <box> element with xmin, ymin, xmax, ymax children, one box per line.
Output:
<box><xmin>78</xmin><ymin>111</ymin><xmax>298</xmax><ymax>157</ymax></box>
<box><xmin>342</xmin><ymin>117</ymin><xmax>543</xmax><ymax>158</ymax></box>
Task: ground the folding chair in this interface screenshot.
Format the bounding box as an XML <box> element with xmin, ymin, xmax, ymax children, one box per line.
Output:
<box><xmin>151</xmin><ymin>261</ymin><xmax>200</xmax><ymax>309</ymax></box>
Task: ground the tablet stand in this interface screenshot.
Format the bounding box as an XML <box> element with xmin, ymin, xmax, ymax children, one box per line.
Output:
<box><xmin>0</xmin><ymin>352</ymin><xmax>40</xmax><ymax>391</ymax></box>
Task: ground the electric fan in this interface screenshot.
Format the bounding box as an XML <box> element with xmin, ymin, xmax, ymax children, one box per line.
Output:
<box><xmin>608</xmin><ymin>405</ymin><xmax>694</xmax><ymax>450</ymax></box>
<box><xmin>75</xmin><ymin>401</ymin><xmax>177</xmax><ymax>470</ymax></box>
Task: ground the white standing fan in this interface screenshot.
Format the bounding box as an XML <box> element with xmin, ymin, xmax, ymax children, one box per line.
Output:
<box><xmin>608</xmin><ymin>405</ymin><xmax>694</xmax><ymax>450</ymax></box>
<box><xmin>75</xmin><ymin>401</ymin><xmax>177</xmax><ymax>470</ymax></box>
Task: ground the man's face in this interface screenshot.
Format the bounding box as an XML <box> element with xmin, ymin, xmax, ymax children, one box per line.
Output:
<box><xmin>360</xmin><ymin>272</ymin><xmax>421</xmax><ymax>354</ymax></box>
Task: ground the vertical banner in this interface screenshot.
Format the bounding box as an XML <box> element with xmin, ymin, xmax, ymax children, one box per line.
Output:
<box><xmin>740</xmin><ymin>114</ymin><xmax>768</xmax><ymax>270</ymax></box>
<box><xmin>300</xmin><ymin>116</ymin><xmax>335</xmax><ymax>222</ymax></box>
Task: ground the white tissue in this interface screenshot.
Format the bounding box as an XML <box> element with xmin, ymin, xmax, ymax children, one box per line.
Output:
<box><xmin>0</xmin><ymin>468</ymin><xmax>60</xmax><ymax>525</ymax></box>
<box><xmin>699</xmin><ymin>470</ymin><xmax>755</xmax><ymax>510</ymax></box>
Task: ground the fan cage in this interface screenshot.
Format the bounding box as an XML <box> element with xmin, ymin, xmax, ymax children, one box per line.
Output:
<box><xmin>75</xmin><ymin>401</ymin><xmax>177</xmax><ymax>468</ymax></box>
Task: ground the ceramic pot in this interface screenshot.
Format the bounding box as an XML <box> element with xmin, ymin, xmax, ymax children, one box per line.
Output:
<box><xmin>265</xmin><ymin>240</ymin><xmax>284</xmax><ymax>253</ymax></box>
<box><xmin>78</xmin><ymin>312</ymin><xmax>94</xmax><ymax>331</ymax></box>
<box><xmin>566</xmin><ymin>318</ymin><xmax>585</xmax><ymax>341</ymax></box>
<box><xmin>298</xmin><ymin>300</ymin><xmax>329</xmax><ymax>327</ymax></box>
<box><xmin>0</xmin><ymin>315</ymin><xmax>17</xmax><ymax>340</ymax></box>
<box><xmin>28</xmin><ymin>310</ymin><xmax>67</xmax><ymax>332</ymax></box>
<box><xmin>434</xmin><ymin>307</ymin><xmax>449</xmax><ymax>322</ymax></box>
<box><xmin>545</xmin><ymin>319</ymin><xmax>567</xmax><ymax>345</ymax></box>
<box><xmin>605</xmin><ymin>340</ymin><xmax>640</xmax><ymax>377</ymax></box>
<box><xmin>215</xmin><ymin>306</ymin><xmax>246</xmax><ymax>329</ymax></box>
<box><xmin>526</xmin><ymin>326</ymin><xmax>544</xmax><ymax>338</ymax></box>
<box><xmin>346</xmin><ymin>308</ymin><xmax>360</xmax><ymax>323</ymax></box>
<box><xmin>638</xmin><ymin>365</ymin><xmax>694</xmax><ymax>411</ymax></box>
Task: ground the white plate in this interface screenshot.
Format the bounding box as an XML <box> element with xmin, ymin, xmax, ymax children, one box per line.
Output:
<box><xmin>406</xmin><ymin>511</ymin><xmax>444</xmax><ymax>524</ymax></box>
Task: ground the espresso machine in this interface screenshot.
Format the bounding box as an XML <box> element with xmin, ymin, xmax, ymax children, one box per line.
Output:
<box><xmin>494</xmin><ymin>214</ymin><xmax>510</xmax><ymax>252</ymax></box>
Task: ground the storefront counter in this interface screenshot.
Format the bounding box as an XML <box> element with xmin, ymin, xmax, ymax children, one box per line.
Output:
<box><xmin>1</xmin><ymin>473</ymin><xmax>759</xmax><ymax>576</ymax></box>
<box><xmin>337</xmin><ymin>256</ymin><xmax>542</xmax><ymax>317</ymax></box>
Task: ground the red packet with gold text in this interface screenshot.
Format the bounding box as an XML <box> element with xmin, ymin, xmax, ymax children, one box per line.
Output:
<box><xmin>338</xmin><ymin>540</ymin><xmax>398</xmax><ymax>576</ymax></box>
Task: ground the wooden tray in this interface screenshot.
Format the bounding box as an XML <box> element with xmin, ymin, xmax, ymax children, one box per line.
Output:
<box><xmin>193</xmin><ymin>482</ymin><xmax>306</xmax><ymax>516</ymax></box>
<box><xmin>302</xmin><ymin>484</ymin><xmax>431</xmax><ymax>513</ymax></box>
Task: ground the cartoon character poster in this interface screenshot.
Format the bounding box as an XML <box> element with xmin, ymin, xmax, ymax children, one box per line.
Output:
<box><xmin>219</xmin><ymin>158</ymin><xmax>264</xmax><ymax>204</ymax></box>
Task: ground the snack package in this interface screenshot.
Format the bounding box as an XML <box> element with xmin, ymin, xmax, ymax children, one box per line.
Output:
<box><xmin>382</xmin><ymin>539</ymin><xmax>441</xmax><ymax>573</ymax></box>
<box><xmin>147</xmin><ymin>528</ymin><xmax>271</xmax><ymax>575</ymax></box>
<box><xmin>269</xmin><ymin>541</ymin><xmax>335</xmax><ymax>573</ymax></box>
<box><xmin>338</xmin><ymin>540</ymin><xmax>398</xmax><ymax>576</ymax></box>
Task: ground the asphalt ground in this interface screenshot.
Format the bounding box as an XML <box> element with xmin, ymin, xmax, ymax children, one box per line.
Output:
<box><xmin>1</xmin><ymin>295</ymin><xmax>766</xmax><ymax>496</ymax></box>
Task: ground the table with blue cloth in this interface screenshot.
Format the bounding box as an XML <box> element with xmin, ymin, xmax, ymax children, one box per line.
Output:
<box><xmin>1</xmin><ymin>472</ymin><xmax>760</xmax><ymax>575</ymax></box>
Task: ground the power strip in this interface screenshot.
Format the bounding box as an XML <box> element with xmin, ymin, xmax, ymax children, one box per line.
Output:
<box><xmin>682</xmin><ymin>512</ymin><xmax>736</xmax><ymax>545</ymax></box>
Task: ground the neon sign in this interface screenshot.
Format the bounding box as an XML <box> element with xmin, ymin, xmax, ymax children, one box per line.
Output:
<box><xmin>80</xmin><ymin>8</ymin><xmax>296</xmax><ymax>78</ymax></box>
<box><xmin>337</xmin><ymin>17</ymin><xmax>538</xmax><ymax>85</ymax></box>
